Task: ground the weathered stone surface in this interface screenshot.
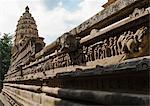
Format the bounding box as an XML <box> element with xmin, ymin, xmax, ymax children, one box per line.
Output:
<box><xmin>2</xmin><ymin>0</ymin><xmax>150</xmax><ymax>105</ymax></box>
<box><xmin>2</xmin><ymin>86</ymin><xmax>87</xmax><ymax>106</ymax></box>
<box><xmin>2</xmin><ymin>84</ymin><xmax>150</xmax><ymax>105</ymax></box>
<box><xmin>80</xmin><ymin>7</ymin><xmax>150</xmax><ymax>44</ymax></box>
<box><xmin>69</xmin><ymin>0</ymin><xmax>147</xmax><ymax>37</ymax></box>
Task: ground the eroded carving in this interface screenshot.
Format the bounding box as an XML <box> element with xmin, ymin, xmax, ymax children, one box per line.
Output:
<box><xmin>129</xmin><ymin>8</ymin><xmax>145</xmax><ymax>18</ymax></box>
<box><xmin>119</xmin><ymin>27</ymin><xmax>147</xmax><ymax>54</ymax></box>
<box><xmin>59</xmin><ymin>32</ymin><xmax>80</xmax><ymax>52</ymax></box>
<box><xmin>83</xmin><ymin>26</ymin><xmax>148</xmax><ymax>63</ymax></box>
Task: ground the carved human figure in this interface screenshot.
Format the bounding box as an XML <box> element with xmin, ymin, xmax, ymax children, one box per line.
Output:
<box><xmin>122</xmin><ymin>31</ymin><xmax>134</xmax><ymax>53</ymax></box>
<box><xmin>101</xmin><ymin>42</ymin><xmax>105</xmax><ymax>59</ymax></box>
<box><xmin>94</xmin><ymin>46</ymin><xmax>98</xmax><ymax>60</ymax></box>
<box><xmin>83</xmin><ymin>46</ymin><xmax>88</xmax><ymax>62</ymax></box>
<box><xmin>102</xmin><ymin>39</ymin><xmax>110</xmax><ymax>58</ymax></box>
<box><xmin>87</xmin><ymin>46</ymin><xmax>93</xmax><ymax>61</ymax></box>
<box><xmin>126</xmin><ymin>31</ymin><xmax>134</xmax><ymax>40</ymax></box>
<box><xmin>117</xmin><ymin>32</ymin><xmax>127</xmax><ymax>54</ymax></box>
<box><xmin>113</xmin><ymin>36</ymin><xmax>118</xmax><ymax>55</ymax></box>
<box><xmin>109</xmin><ymin>37</ymin><xmax>114</xmax><ymax>56</ymax></box>
<box><xmin>97</xmin><ymin>45</ymin><xmax>102</xmax><ymax>59</ymax></box>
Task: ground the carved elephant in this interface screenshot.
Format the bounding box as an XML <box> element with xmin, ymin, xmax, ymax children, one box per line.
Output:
<box><xmin>59</xmin><ymin>32</ymin><xmax>80</xmax><ymax>52</ymax></box>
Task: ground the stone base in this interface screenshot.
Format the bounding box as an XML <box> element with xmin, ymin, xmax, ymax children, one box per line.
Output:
<box><xmin>2</xmin><ymin>87</ymin><xmax>86</xmax><ymax>106</ymax></box>
<box><xmin>0</xmin><ymin>93</ymin><xmax>11</xmax><ymax>106</ymax></box>
<box><xmin>2</xmin><ymin>85</ymin><xmax>149</xmax><ymax>106</ymax></box>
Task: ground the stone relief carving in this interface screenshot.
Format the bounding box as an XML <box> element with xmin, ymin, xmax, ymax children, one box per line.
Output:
<box><xmin>83</xmin><ymin>46</ymin><xmax>88</xmax><ymax>62</ymax></box>
<box><xmin>70</xmin><ymin>0</ymin><xmax>139</xmax><ymax>36</ymax></box>
<box><xmin>83</xmin><ymin>26</ymin><xmax>148</xmax><ymax>63</ymax></box>
<box><xmin>59</xmin><ymin>32</ymin><xmax>80</xmax><ymax>52</ymax></box>
<box><xmin>90</xmin><ymin>29</ymin><xmax>99</xmax><ymax>36</ymax></box>
<box><xmin>97</xmin><ymin>45</ymin><xmax>103</xmax><ymax>59</ymax></box>
<box><xmin>113</xmin><ymin>36</ymin><xmax>118</xmax><ymax>56</ymax></box>
<box><xmin>118</xmin><ymin>27</ymin><xmax>147</xmax><ymax>54</ymax></box>
<box><xmin>94</xmin><ymin>46</ymin><xmax>98</xmax><ymax>60</ymax></box>
<box><xmin>129</xmin><ymin>8</ymin><xmax>145</xmax><ymax>18</ymax></box>
<box><xmin>87</xmin><ymin>46</ymin><xmax>93</xmax><ymax>61</ymax></box>
<box><xmin>108</xmin><ymin>37</ymin><xmax>114</xmax><ymax>56</ymax></box>
<box><xmin>12</xmin><ymin>26</ymin><xmax>148</xmax><ymax>77</ymax></box>
<box><xmin>5</xmin><ymin>2</ymin><xmax>149</xmax><ymax>91</ymax></box>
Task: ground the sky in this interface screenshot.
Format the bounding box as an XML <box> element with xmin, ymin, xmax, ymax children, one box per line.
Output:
<box><xmin>0</xmin><ymin>0</ymin><xmax>107</xmax><ymax>45</ymax></box>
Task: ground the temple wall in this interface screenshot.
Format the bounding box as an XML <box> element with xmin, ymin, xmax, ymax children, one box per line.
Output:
<box><xmin>2</xmin><ymin>0</ymin><xmax>150</xmax><ymax>105</ymax></box>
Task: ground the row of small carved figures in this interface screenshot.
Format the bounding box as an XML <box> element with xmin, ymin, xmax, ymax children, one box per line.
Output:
<box><xmin>7</xmin><ymin>52</ymin><xmax>81</xmax><ymax>77</ymax></box>
<box><xmin>22</xmin><ymin>53</ymin><xmax>73</xmax><ymax>75</ymax></box>
<box><xmin>83</xmin><ymin>26</ymin><xmax>147</xmax><ymax>62</ymax></box>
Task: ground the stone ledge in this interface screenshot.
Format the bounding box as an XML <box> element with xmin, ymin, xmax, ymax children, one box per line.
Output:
<box><xmin>69</xmin><ymin>0</ymin><xmax>145</xmax><ymax>37</ymax></box>
<box><xmin>0</xmin><ymin>93</ymin><xmax>11</xmax><ymax>106</ymax></box>
<box><xmin>80</xmin><ymin>7</ymin><xmax>150</xmax><ymax>44</ymax></box>
<box><xmin>2</xmin><ymin>87</ymin><xmax>87</xmax><ymax>106</ymax></box>
<box><xmin>4</xmin><ymin>56</ymin><xmax>150</xmax><ymax>82</ymax></box>
<box><xmin>2</xmin><ymin>85</ymin><xmax>150</xmax><ymax>105</ymax></box>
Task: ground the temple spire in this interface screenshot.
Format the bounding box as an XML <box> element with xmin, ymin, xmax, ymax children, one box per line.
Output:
<box><xmin>14</xmin><ymin>6</ymin><xmax>39</xmax><ymax>45</ymax></box>
<box><xmin>25</xmin><ymin>6</ymin><xmax>29</xmax><ymax>12</ymax></box>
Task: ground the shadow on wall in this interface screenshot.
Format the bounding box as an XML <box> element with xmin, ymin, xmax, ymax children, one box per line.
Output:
<box><xmin>53</xmin><ymin>88</ymin><xmax>149</xmax><ymax>106</ymax></box>
<box><xmin>0</xmin><ymin>81</ymin><xmax>3</xmax><ymax>93</ymax></box>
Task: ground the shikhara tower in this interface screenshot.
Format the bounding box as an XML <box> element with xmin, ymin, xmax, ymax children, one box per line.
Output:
<box><xmin>14</xmin><ymin>6</ymin><xmax>39</xmax><ymax>45</ymax></box>
<box><xmin>11</xmin><ymin>6</ymin><xmax>45</xmax><ymax>69</ymax></box>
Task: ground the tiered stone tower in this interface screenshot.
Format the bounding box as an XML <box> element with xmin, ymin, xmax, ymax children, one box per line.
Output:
<box><xmin>10</xmin><ymin>6</ymin><xmax>45</xmax><ymax>72</ymax></box>
<box><xmin>14</xmin><ymin>6</ymin><xmax>39</xmax><ymax>45</ymax></box>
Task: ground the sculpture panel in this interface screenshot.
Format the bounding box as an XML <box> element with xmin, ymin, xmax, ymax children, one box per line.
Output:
<box><xmin>83</xmin><ymin>26</ymin><xmax>148</xmax><ymax>63</ymax></box>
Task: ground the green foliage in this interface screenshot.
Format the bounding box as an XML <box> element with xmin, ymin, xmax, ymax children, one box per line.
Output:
<box><xmin>0</xmin><ymin>33</ymin><xmax>12</xmax><ymax>80</ymax></box>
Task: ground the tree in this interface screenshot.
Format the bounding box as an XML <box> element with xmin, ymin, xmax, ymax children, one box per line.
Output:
<box><xmin>0</xmin><ymin>33</ymin><xmax>12</xmax><ymax>81</ymax></box>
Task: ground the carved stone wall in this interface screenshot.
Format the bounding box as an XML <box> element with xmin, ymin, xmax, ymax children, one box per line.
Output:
<box><xmin>2</xmin><ymin>0</ymin><xmax>150</xmax><ymax>106</ymax></box>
